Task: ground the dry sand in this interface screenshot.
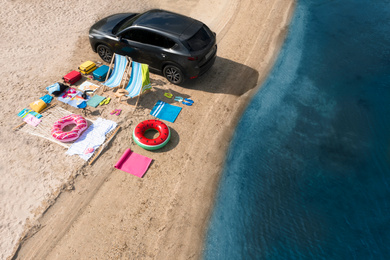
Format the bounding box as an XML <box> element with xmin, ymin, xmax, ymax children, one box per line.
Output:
<box><xmin>1</xmin><ymin>0</ymin><xmax>295</xmax><ymax>259</ymax></box>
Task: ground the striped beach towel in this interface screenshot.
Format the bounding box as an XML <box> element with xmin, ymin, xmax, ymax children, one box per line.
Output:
<box><xmin>18</xmin><ymin>108</ymin><xmax>42</xmax><ymax>119</ymax></box>
<box><xmin>150</xmin><ymin>100</ymin><xmax>182</xmax><ymax>123</ymax></box>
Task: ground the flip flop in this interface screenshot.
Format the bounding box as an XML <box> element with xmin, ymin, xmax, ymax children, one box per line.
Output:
<box><xmin>174</xmin><ymin>96</ymin><xmax>183</xmax><ymax>102</ymax></box>
<box><xmin>184</xmin><ymin>98</ymin><xmax>194</xmax><ymax>104</ymax></box>
<box><xmin>115</xmin><ymin>109</ymin><xmax>122</xmax><ymax>116</ymax></box>
<box><xmin>100</xmin><ymin>98</ymin><xmax>107</xmax><ymax>106</ymax></box>
<box><xmin>182</xmin><ymin>100</ymin><xmax>193</xmax><ymax>106</ymax></box>
<box><xmin>164</xmin><ymin>93</ymin><xmax>173</xmax><ymax>98</ymax></box>
<box><xmin>110</xmin><ymin>109</ymin><xmax>118</xmax><ymax>115</ymax></box>
<box><xmin>104</xmin><ymin>97</ymin><xmax>111</xmax><ymax>105</ymax></box>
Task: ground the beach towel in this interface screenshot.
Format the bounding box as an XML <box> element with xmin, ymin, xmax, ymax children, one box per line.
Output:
<box><xmin>40</xmin><ymin>94</ymin><xmax>53</xmax><ymax>104</ymax></box>
<box><xmin>66</xmin><ymin>118</ymin><xmax>117</xmax><ymax>160</ymax></box>
<box><xmin>114</xmin><ymin>149</ymin><xmax>152</xmax><ymax>178</ymax></box>
<box><xmin>29</xmin><ymin>99</ymin><xmax>47</xmax><ymax>113</ymax></box>
<box><xmin>23</xmin><ymin>114</ymin><xmax>41</xmax><ymax>127</ymax></box>
<box><xmin>18</xmin><ymin>108</ymin><xmax>42</xmax><ymax>119</ymax></box>
<box><xmin>46</xmin><ymin>82</ymin><xmax>68</xmax><ymax>96</ymax></box>
<box><xmin>87</xmin><ymin>95</ymin><xmax>106</xmax><ymax>108</ymax></box>
<box><xmin>57</xmin><ymin>88</ymin><xmax>88</xmax><ymax>108</ymax></box>
<box><xmin>150</xmin><ymin>100</ymin><xmax>182</xmax><ymax>123</ymax></box>
<box><xmin>78</xmin><ymin>81</ymin><xmax>100</xmax><ymax>93</ymax></box>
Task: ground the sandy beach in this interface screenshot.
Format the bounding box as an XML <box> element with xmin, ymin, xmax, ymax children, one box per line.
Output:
<box><xmin>1</xmin><ymin>0</ymin><xmax>294</xmax><ymax>259</ymax></box>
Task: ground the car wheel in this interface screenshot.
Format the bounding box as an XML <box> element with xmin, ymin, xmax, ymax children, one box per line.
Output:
<box><xmin>97</xmin><ymin>44</ymin><xmax>113</xmax><ymax>63</ymax></box>
<box><xmin>163</xmin><ymin>65</ymin><xmax>184</xmax><ymax>85</ymax></box>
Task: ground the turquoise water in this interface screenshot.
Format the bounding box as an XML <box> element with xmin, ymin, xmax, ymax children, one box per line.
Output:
<box><xmin>204</xmin><ymin>0</ymin><xmax>390</xmax><ymax>259</ymax></box>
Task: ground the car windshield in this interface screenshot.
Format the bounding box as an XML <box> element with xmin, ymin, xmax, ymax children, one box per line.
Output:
<box><xmin>185</xmin><ymin>25</ymin><xmax>212</xmax><ymax>51</ymax></box>
<box><xmin>112</xmin><ymin>13</ymin><xmax>142</xmax><ymax>34</ymax></box>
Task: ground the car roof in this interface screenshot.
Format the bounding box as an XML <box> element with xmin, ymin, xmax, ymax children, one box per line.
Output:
<box><xmin>133</xmin><ymin>9</ymin><xmax>202</xmax><ymax>38</ymax></box>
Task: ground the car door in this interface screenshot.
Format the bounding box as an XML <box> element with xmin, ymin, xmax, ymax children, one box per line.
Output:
<box><xmin>134</xmin><ymin>30</ymin><xmax>176</xmax><ymax>71</ymax></box>
<box><xmin>117</xmin><ymin>28</ymin><xmax>146</xmax><ymax>62</ymax></box>
<box><xmin>120</xmin><ymin>28</ymin><xmax>176</xmax><ymax>70</ymax></box>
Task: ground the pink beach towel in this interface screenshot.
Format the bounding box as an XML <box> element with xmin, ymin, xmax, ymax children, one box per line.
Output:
<box><xmin>114</xmin><ymin>149</ymin><xmax>152</xmax><ymax>178</ymax></box>
<box><xmin>23</xmin><ymin>114</ymin><xmax>41</xmax><ymax>127</ymax></box>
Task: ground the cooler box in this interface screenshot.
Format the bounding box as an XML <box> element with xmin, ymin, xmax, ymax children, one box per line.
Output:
<box><xmin>78</xmin><ymin>60</ymin><xmax>97</xmax><ymax>74</ymax></box>
<box><xmin>63</xmin><ymin>70</ymin><xmax>82</xmax><ymax>85</ymax></box>
<box><xmin>93</xmin><ymin>65</ymin><xmax>110</xmax><ymax>82</ymax></box>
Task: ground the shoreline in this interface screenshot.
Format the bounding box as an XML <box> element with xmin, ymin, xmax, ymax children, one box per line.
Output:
<box><xmin>2</xmin><ymin>0</ymin><xmax>295</xmax><ymax>259</ymax></box>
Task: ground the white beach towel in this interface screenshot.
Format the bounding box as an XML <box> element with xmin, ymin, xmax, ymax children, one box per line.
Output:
<box><xmin>66</xmin><ymin>118</ymin><xmax>117</xmax><ymax>160</ymax></box>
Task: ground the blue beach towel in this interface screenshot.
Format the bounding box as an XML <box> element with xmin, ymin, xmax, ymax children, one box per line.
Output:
<box><xmin>150</xmin><ymin>100</ymin><xmax>182</xmax><ymax>123</ymax></box>
<box><xmin>46</xmin><ymin>82</ymin><xmax>61</xmax><ymax>94</ymax></box>
<box><xmin>40</xmin><ymin>94</ymin><xmax>53</xmax><ymax>104</ymax></box>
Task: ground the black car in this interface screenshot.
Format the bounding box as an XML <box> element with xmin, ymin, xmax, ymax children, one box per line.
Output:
<box><xmin>89</xmin><ymin>9</ymin><xmax>217</xmax><ymax>84</ymax></box>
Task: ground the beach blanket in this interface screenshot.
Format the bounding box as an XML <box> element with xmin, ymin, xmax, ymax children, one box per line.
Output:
<box><xmin>57</xmin><ymin>88</ymin><xmax>88</xmax><ymax>108</ymax></box>
<box><xmin>78</xmin><ymin>81</ymin><xmax>100</xmax><ymax>93</ymax></box>
<box><xmin>87</xmin><ymin>95</ymin><xmax>105</xmax><ymax>108</ymax></box>
<box><xmin>66</xmin><ymin>118</ymin><xmax>117</xmax><ymax>161</ymax></box>
<box><xmin>114</xmin><ymin>149</ymin><xmax>152</xmax><ymax>178</ymax></box>
<box><xmin>150</xmin><ymin>100</ymin><xmax>182</xmax><ymax>123</ymax></box>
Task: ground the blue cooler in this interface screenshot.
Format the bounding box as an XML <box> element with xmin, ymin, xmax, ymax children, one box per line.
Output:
<box><xmin>93</xmin><ymin>65</ymin><xmax>110</xmax><ymax>82</ymax></box>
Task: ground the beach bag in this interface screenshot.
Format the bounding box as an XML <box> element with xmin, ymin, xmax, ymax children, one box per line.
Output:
<box><xmin>93</xmin><ymin>65</ymin><xmax>110</xmax><ymax>81</ymax></box>
<box><xmin>30</xmin><ymin>99</ymin><xmax>47</xmax><ymax>113</ymax></box>
<box><xmin>63</xmin><ymin>70</ymin><xmax>82</xmax><ymax>85</ymax></box>
<box><xmin>78</xmin><ymin>61</ymin><xmax>97</xmax><ymax>74</ymax></box>
<box><xmin>46</xmin><ymin>82</ymin><xmax>68</xmax><ymax>96</ymax></box>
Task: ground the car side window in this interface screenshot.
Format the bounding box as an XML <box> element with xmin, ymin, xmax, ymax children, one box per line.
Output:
<box><xmin>122</xmin><ymin>29</ymin><xmax>175</xmax><ymax>49</ymax></box>
<box><xmin>149</xmin><ymin>33</ymin><xmax>176</xmax><ymax>49</ymax></box>
<box><xmin>122</xmin><ymin>29</ymin><xmax>145</xmax><ymax>43</ymax></box>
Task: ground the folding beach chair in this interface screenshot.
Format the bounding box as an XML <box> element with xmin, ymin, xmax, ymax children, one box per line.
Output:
<box><xmin>102</xmin><ymin>54</ymin><xmax>131</xmax><ymax>92</ymax></box>
<box><xmin>116</xmin><ymin>61</ymin><xmax>152</xmax><ymax>108</ymax></box>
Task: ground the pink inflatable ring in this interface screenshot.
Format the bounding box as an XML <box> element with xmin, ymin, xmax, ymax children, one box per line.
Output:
<box><xmin>51</xmin><ymin>114</ymin><xmax>88</xmax><ymax>142</ymax></box>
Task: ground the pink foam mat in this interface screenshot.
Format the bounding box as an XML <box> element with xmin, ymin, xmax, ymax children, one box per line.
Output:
<box><xmin>114</xmin><ymin>149</ymin><xmax>152</xmax><ymax>178</ymax></box>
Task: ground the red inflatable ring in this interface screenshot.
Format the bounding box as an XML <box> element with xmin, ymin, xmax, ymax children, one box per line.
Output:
<box><xmin>133</xmin><ymin>119</ymin><xmax>171</xmax><ymax>150</ymax></box>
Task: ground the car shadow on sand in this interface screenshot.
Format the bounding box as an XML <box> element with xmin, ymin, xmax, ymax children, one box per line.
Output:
<box><xmin>180</xmin><ymin>56</ymin><xmax>260</xmax><ymax>96</ymax></box>
<box><xmin>121</xmin><ymin>56</ymin><xmax>259</xmax><ymax>111</ymax></box>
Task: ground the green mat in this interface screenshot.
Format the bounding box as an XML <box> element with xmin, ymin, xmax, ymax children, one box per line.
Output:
<box><xmin>87</xmin><ymin>95</ymin><xmax>105</xmax><ymax>108</ymax></box>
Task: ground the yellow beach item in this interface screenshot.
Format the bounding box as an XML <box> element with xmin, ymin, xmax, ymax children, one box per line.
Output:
<box><xmin>30</xmin><ymin>99</ymin><xmax>47</xmax><ymax>113</ymax></box>
<box><xmin>99</xmin><ymin>97</ymin><xmax>111</xmax><ymax>106</ymax></box>
<box><xmin>78</xmin><ymin>61</ymin><xmax>97</xmax><ymax>74</ymax></box>
<box><xmin>164</xmin><ymin>93</ymin><xmax>173</xmax><ymax>98</ymax></box>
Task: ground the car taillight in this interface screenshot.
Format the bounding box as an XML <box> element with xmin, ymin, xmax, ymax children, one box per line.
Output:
<box><xmin>188</xmin><ymin>56</ymin><xmax>198</xmax><ymax>61</ymax></box>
